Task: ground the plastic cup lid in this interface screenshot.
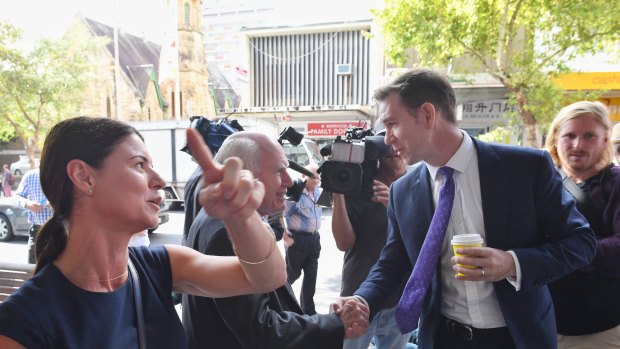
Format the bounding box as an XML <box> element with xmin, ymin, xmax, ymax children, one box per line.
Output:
<box><xmin>450</xmin><ymin>233</ymin><xmax>483</xmax><ymax>244</ymax></box>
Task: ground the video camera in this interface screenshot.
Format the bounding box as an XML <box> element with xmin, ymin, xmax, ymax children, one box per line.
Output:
<box><xmin>318</xmin><ymin>126</ymin><xmax>392</xmax><ymax>196</ymax></box>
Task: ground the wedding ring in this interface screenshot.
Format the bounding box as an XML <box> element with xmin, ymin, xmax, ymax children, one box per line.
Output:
<box><xmin>480</xmin><ymin>268</ymin><xmax>485</xmax><ymax>277</ymax></box>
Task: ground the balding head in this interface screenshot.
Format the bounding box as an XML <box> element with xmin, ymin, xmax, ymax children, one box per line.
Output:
<box><xmin>214</xmin><ymin>131</ymin><xmax>293</xmax><ymax>215</ymax></box>
<box><xmin>214</xmin><ymin>131</ymin><xmax>279</xmax><ymax>173</ymax></box>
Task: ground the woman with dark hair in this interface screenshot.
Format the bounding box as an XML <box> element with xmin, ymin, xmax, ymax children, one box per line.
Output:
<box><xmin>0</xmin><ymin>116</ymin><xmax>286</xmax><ymax>348</ymax></box>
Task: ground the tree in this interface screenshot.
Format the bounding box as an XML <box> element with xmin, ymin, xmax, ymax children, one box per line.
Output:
<box><xmin>0</xmin><ymin>20</ymin><xmax>105</xmax><ymax>167</ymax></box>
<box><xmin>373</xmin><ymin>0</ymin><xmax>620</xmax><ymax>146</ymax></box>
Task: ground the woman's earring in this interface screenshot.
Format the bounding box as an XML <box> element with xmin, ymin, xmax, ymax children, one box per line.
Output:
<box><xmin>88</xmin><ymin>187</ymin><xmax>93</xmax><ymax>194</ymax></box>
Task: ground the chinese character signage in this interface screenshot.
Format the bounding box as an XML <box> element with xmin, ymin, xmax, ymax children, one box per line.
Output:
<box><xmin>461</xmin><ymin>99</ymin><xmax>515</xmax><ymax>121</ymax></box>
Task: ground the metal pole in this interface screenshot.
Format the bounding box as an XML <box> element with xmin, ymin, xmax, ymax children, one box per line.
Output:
<box><xmin>113</xmin><ymin>0</ymin><xmax>122</xmax><ymax>120</ymax></box>
<box><xmin>173</xmin><ymin>0</ymin><xmax>181</xmax><ymax>120</ymax></box>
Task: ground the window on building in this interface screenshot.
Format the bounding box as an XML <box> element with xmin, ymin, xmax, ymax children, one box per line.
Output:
<box><xmin>184</xmin><ymin>3</ymin><xmax>190</xmax><ymax>27</ymax></box>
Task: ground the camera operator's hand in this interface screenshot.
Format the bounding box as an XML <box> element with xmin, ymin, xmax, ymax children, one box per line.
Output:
<box><xmin>371</xmin><ymin>180</ymin><xmax>390</xmax><ymax>208</ymax></box>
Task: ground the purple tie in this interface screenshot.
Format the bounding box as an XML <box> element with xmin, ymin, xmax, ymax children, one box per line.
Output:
<box><xmin>395</xmin><ymin>166</ymin><xmax>455</xmax><ymax>334</ymax></box>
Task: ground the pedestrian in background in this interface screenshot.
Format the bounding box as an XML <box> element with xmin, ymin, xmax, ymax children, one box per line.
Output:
<box><xmin>0</xmin><ymin>116</ymin><xmax>286</xmax><ymax>349</ymax></box>
<box><xmin>14</xmin><ymin>168</ymin><xmax>53</xmax><ymax>264</ymax></box>
<box><xmin>332</xmin><ymin>68</ymin><xmax>596</xmax><ymax>349</ymax></box>
<box><xmin>1</xmin><ymin>164</ymin><xmax>12</xmax><ymax>197</ymax></box>
<box><xmin>331</xmin><ymin>124</ymin><xmax>411</xmax><ymax>349</ymax></box>
<box><xmin>545</xmin><ymin>101</ymin><xmax>620</xmax><ymax>348</ymax></box>
<box><xmin>284</xmin><ymin>164</ymin><xmax>323</xmax><ymax>315</ymax></box>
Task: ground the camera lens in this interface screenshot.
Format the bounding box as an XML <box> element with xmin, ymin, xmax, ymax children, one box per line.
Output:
<box><xmin>319</xmin><ymin>162</ymin><xmax>362</xmax><ymax>194</ymax></box>
<box><xmin>335</xmin><ymin>169</ymin><xmax>351</xmax><ymax>181</ymax></box>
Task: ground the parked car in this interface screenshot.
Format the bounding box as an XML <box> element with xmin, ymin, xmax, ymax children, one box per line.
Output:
<box><xmin>9</xmin><ymin>156</ymin><xmax>40</xmax><ymax>176</ymax></box>
<box><xmin>149</xmin><ymin>193</ymin><xmax>170</xmax><ymax>234</ymax></box>
<box><xmin>0</xmin><ymin>198</ymin><xmax>30</xmax><ymax>242</ymax></box>
<box><xmin>0</xmin><ymin>195</ymin><xmax>170</xmax><ymax>242</ymax></box>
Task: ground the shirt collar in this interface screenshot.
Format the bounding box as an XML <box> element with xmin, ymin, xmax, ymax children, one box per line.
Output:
<box><xmin>426</xmin><ymin>130</ymin><xmax>474</xmax><ymax>181</ymax></box>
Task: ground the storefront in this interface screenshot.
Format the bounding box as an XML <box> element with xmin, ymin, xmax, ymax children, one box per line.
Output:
<box><xmin>555</xmin><ymin>72</ymin><xmax>620</xmax><ymax>121</ymax></box>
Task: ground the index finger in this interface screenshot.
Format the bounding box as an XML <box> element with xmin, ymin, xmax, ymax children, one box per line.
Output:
<box><xmin>186</xmin><ymin>128</ymin><xmax>223</xmax><ymax>183</ymax></box>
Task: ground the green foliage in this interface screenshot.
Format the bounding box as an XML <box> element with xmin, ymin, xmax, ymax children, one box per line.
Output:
<box><xmin>373</xmin><ymin>0</ymin><xmax>620</xmax><ymax>146</ymax></box>
<box><xmin>0</xmin><ymin>19</ymin><xmax>105</xmax><ymax>160</ymax></box>
<box><xmin>477</xmin><ymin>126</ymin><xmax>513</xmax><ymax>144</ymax></box>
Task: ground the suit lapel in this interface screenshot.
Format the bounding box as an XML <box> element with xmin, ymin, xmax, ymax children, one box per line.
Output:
<box><xmin>473</xmin><ymin>139</ymin><xmax>509</xmax><ymax>249</ymax></box>
<box><xmin>409</xmin><ymin>165</ymin><xmax>434</xmax><ymax>250</ymax></box>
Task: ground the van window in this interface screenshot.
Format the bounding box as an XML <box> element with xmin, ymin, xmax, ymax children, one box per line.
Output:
<box><xmin>283</xmin><ymin>144</ymin><xmax>310</xmax><ymax>166</ymax></box>
<box><xmin>305</xmin><ymin>141</ymin><xmax>323</xmax><ymax>165</ymax></box>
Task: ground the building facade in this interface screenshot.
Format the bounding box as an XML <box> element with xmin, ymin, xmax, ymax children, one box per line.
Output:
<box><xmin>160</xmin><ymin>0</ymin><xmax>216</xmax><ymax>119</ymax></box>
<box><xmin>75</xmin><ymin>0</ymin><xmax>215</xmax><ymax>122</ymax></box>
<box><xmin>230</xmin><ymin>21</ymin><xmax>380</xmax><ymax>146</ymax></box>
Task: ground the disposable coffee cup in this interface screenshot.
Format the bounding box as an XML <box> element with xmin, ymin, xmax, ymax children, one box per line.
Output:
<box><xmin>451</xmin><ymin>234</ymin><xmax>484</xmax><ymax>276</ymax></box>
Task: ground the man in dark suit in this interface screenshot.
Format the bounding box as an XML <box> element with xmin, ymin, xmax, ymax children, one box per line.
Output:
<box><xmin>332</xmin><ymin>68</ymin><xmax>596</xmax><ymax>349</ymax></box>
<box><xmin>183</xmin><ymin>131</ymin><xmax>369</xmax><ymax>349</ymax></box>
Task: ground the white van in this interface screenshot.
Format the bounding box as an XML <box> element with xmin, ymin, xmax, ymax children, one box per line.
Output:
<box><xmin>282</xmin><ymin>138</ymin><xmax>323</xmax><ymax>176</ymax></box>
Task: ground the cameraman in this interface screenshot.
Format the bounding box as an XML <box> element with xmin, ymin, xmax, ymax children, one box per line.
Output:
<box><xmin>284</xmin><ymin>164</ymin><xmax>323</xmax><ymax>315</ymax></box>
<box><xmin>331</xmin><ymin>129</ymin><xmax>410</xmax><ymax>349</ymax></box>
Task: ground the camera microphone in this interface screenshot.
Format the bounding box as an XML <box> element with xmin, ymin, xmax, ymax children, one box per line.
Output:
<box><xmin>288</xmin><ymin>160</ymin><xmax>315</xmax><ymax>178</ymax></box>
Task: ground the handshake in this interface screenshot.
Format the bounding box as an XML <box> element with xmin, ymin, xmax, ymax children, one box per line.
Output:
<box><xmin>330</xmin><ymin>297</ymin><xmax>370</xmax><ymax>338</ymax></box>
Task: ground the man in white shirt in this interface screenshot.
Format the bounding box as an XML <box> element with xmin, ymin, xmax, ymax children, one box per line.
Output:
<box><xmin>332</xmin><ymin>68</ymin><xmax>596</xmax><ymax>349</ymax></box>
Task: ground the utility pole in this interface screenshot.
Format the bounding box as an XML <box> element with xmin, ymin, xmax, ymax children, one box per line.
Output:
<box><xmin>172</xmin><ymin>0</ymin><xmax>181</xmax><ymax>120</ymax></box>
<box><xmin>113</xmin><ymin>0</ymin><xmax>122</xmax><ymax>120</ymax></box>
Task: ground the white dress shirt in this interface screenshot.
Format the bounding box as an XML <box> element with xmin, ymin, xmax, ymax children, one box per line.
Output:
<box><xmin>426</xmin><ymin>132</ymin><xmax>520</xmax><ymax>329</ymax></box>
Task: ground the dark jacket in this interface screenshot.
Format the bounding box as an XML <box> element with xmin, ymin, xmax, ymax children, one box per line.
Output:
<box><xmin>182</xmin><ymin>210</ymin><xmax>344</xmax><ymax>349</ymax></box>
<box><xmin>550</xmin><ymin>165</ymin><xmax>620</xmax><ymax>335</ymax></box>
<box><xmin>355</xmin><ymin>138</ymin><xmax>596</xmax><ymax>349</ymax></box>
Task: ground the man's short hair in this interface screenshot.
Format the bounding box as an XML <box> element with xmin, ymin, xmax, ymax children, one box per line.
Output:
<box><xmin>214</xmin><ymin>133</ymin><xmax>262</xmax><ymax>173</ymax></box>
<box><xmin>373</xmin><ymin>68</ymin><xmax>456</xmax><ymax>123</ymax></box>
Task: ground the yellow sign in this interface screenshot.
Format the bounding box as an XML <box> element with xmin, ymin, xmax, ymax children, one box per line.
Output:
<box><xmin>555</xmin><ymin>72</ymin><xmax>620</xmax><ymax>90</ymax></box>
<box><xmin>601</xmin><ymin>97</ymin><xmax>620</xmax><ymax>122</ymax></box>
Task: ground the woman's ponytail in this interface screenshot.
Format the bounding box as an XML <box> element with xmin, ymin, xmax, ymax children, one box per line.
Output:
<box><xmin>34</xmin><ymin>213</ymin><xmax>68</xmax><ymax>273</ymax></box>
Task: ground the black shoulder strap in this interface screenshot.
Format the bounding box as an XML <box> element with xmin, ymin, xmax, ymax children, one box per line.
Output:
<box><xmin>558</xmin><ymin>168</ymin><xmax>586</xmax><ymax>201</ymax></box>
<box><xmin>128</xmin><ymin>258</ymin><xmax>147</xmax><ymax>349</ymax></box>
<box><xmin>558</xmin><ymin>168</ymin><xmax>599</xmax><ymax>219</ymax></box>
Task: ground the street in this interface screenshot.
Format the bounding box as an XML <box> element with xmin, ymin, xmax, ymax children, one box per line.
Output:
<box><xmin>0</xmin><ymin>208</ymin><xmax>345</xmax><ymax>314</ymax></box>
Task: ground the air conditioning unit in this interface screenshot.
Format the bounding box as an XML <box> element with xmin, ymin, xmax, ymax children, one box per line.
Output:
<box><xmin>336</xmin><ymin>63</ymin><xmax>352</xmax><ymax>75</ymax></box>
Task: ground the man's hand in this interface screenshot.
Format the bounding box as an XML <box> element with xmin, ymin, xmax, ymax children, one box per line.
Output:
<box><xmin>282</xmin><ymin>231</ymin><xmax>294</xmax><ymax>247</ymax></box>
<box><xmin>451</xmin><ymin>247</ymin><xmax>516</xmax><ymax>281</ymax></box>
<box><xmin>186</xmin><ymin>128</ymin><xmax>265</xmax><ymax>221</ymax></box>
<box><xmin>371</xmin><ymin>180</ymin><xmax>390</xmax><ymax>208</ymax></box>
<box><xmin>331</xmin><ymin>297</ymin><xmax>369</xmax><ymax>338</ymax></box>
<box><xmin>25</xmin><ymin>201</ymin><xmax>44</xmax><ymax>213</ymax></box>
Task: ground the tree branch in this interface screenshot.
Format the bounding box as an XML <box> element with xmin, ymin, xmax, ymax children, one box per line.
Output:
<box><xmin>455</xmin><ymin>37</ymin><xmax>499</xmax><ymax>74</ymax></box>
<box><xmin>0</xmin><ymin>112</ymin><xmax>27</xmax><ymax>142</ymax></box>
<box><xmin>11</xmin><ymin>92</ymin><xmax>37</xmax><ymax>126</ymax></box>
<box><xmin>496</xmin><ymin>0</ymin><xmax>510</xmax><ymax>71</ymax></box>
<box><xmin>504</xmin><ymin>0</ymin><xmax>525</xmax><ymax>70</ymax></box>
<box><xmin>535</xmin><ymin>27</ymin><xmax>620</xmax><ymax>72</ymax></box>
